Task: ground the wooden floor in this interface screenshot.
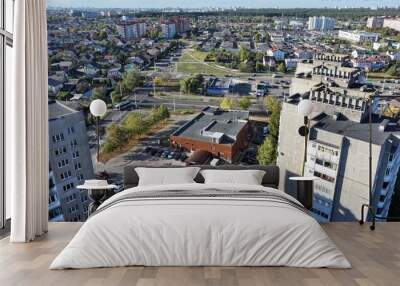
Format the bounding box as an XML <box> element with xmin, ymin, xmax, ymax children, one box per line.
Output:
<box><xmin>0</xmin><ymin>222</ymin><xmax>399</xmax><ymax>286</ymax></box>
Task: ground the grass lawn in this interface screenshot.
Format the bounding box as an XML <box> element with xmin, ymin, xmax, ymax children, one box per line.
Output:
<box><xmin>156</xmin><ymin>92</ymin><xmax>224</xmax><ymax>104</ymax></box>
<box><xmin>368</xmin><ymin>72</ymin><xmax>400</xmax><ymax>79</ymax></box>
<box><xmin>178</xmin><ymin>50</ymin><xmax>242</xmax><ymax>77</ymax></box>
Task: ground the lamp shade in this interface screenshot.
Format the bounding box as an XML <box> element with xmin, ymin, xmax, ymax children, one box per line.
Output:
<box><xmin>298</xmin><ymin>99</ymin><xmax>313</xmax><ymax>117</ymax></box>
<box><xmin>90</xmin><ymin>99</ymin><xmax>107</xmax><ymax>117</ymax></box>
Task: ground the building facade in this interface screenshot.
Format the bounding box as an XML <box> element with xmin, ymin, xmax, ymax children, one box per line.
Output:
<box><xmin>48</xmin><ymin>100</ymin><xmax>94</xmax><ymax>222</ymax></box>
<box><xmin>278</xmin><ymin>53</ymin><xmax>400</xmax><ymax>222</ymax></box>
<box><xmin>338</xmin><ymin>30</ymin><xmax>380</xmax><ymax>43</ymax></box>
<box><xmin>308</xmin><ymin>16</ymin><xmax>335</xmax><ymax>31</ymax></box>
<box><xmin>367</xmin><ymin>17</ymin><xmax>385</xmax><ymax>29</ymax></box>
<box><xmin>116</xmin><ymin>20</ymin><xmax>147</xmax><ymax>40</ymax></box>
<box><xmin>161</xmin><ymin>22</ymin><xmax>177</xmax><ymax>39</ymax></box>
<box><xmin>172</xmin><ymin>17</ymin><xmax>190</xmax><ymax>34</ymax></box>
<box><xmin>170</xmin><ymin>107</ymin><xmax>249</xmax><ymax>163</ymax></box>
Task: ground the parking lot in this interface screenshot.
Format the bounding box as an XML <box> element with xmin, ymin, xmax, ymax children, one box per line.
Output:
<box><xmin>94</xmin><ymin>114</ymin><xmax>196</xmax><ymax>179</ymax></box>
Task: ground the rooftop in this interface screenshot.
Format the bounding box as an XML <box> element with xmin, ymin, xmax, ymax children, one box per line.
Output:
<box><xmin>313</xmin><ymin>115</ymin><xmax>400</xmax><ymax>145</ymax></box>
<box><xmin>48</xmin><ymin>100</ymin><xmax>79</xmax><ymax>121</ymax></box>
<box><xmin>172</xmin><ymin>107</ymin><xmax>249</xmax><ymax>145</ymax></box>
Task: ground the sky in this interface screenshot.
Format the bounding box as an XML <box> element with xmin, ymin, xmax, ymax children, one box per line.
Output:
<box><xmin>47</xmin><ymin>0</ymin><xmax>400</xmax><ymax>9</ymax></box>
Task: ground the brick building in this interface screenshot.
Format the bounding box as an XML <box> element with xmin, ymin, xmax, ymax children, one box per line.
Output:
<box><xmin>170</xmin><ymin>107</ymin><xmax>250</xmax><ymax>163</ymax></box>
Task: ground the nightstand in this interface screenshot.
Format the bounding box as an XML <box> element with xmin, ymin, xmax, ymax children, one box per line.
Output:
<box><xmin>289</xmin><ymin>177</ymin><xmax>316</xmax><ymax>210</ymax></box>
<box><xmin>77</xmin><ymin>180</ymin><xmax>117</xmax><ymax>215</ymax></box>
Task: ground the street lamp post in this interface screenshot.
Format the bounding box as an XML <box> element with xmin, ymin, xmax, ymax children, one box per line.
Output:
<box><xmin>359</xmin><ymin>94</ymin><xmax>376</xmax><ymax>231</ymax></box>
<box><xmin>89</xmin><ymin>99</ymin><xmax>107</xmax><ymax>162</ymax></box>
<box><xmin>297</xmin><ymin>99</ymin><xmax>314</xmax><ymax>176</ymax></box>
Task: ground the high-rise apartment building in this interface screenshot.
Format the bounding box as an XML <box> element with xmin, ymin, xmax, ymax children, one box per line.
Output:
<box><xmin>308</xmin><ymin>16</ymin><xmax>335</xmax><ymax>31</ymax></box>
<box><xmin>278</xmin><ymin>53</ymin><xmax>400</xmax><ymax>222</ymax></box>
<box><xmin>116</xmin><ymin>20</ymin><xmax>147</xmax><ymax>40</ymax></box>
<box><xmin>367</xmin><ymin>17</ymin><xmax>385</xmax><ymax>29</ymax></box>
<box><xmin>171</xmin><ymin>17</ymin><xmax>190</xmax><ymax>34</ymax></box>
<box><xmin>161</xmin><ymin>21</ymin><xmax>177</xmax><ymax>39</ymax></box>
<box><xmin>48</xmin><ymin>100</ymin><xmax>94</xmax><ymax>222</ymax></box>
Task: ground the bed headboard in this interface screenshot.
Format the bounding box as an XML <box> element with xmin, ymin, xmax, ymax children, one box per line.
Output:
<box><xmin>123</xmin><ymin>165</ymin><xmax>280</xmax><ymax>189</ymax></box>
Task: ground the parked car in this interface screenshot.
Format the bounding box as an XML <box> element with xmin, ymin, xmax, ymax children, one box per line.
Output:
<box><xmin>161</xmin><ymin>151</ymin><xmax>169</xmax><ymax>158</ymax></box>
<box><xmin>173</xmin><ymin>152</ymin><xmax>181</xmax><ymax>160</ymax></box>
<box><xmin>167</xmin><ymin>152</ymin><xmax>175</xmax><ymax>159</ymax></box>
<box><xmin>155</xmin><ymin>150</ymin><xmax>163</xmax><ymax>157</ymax></box>
<box><xmin>179</xmin><ymin>153</ymin><xmax>188</xmax><ymax>162</ymax></box>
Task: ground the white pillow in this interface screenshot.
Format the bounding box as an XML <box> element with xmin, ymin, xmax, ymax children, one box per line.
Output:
<box><xmin>200</xmin><ymin>169</ymin><xmax>266</xmax><ymax>185</ymax></box>
<box><xmin>135</xmin><ymin>167</ymin><xmax>201</xmax><ymax>186</ymax></box>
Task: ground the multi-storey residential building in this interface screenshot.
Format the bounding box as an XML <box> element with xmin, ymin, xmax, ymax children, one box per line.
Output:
<box><xmin>48</xmin><ymin>99</ymin><xmax>94</xmax><ymax>222</ymax></box>
<box><xmin>367</xmin><ymin>17</ymin><xmax>385</xmax><ymax>29</ymax></box>
<box><xmin>291</xmin><ymin>54</ymin><xmax>367</xmax><ymax>116</ymax></box>
<box><xmin>383</xmin><ymin>18</ymin><xmax>400</xmax><ymax>32</ymax></box>
<box><xmin>305</xmin><ymin>115</ymin><xmax>400</xmax><ymax>222</ymax></box>
<box><xmin>116</xmin><ymin>20</ymin><xmax>147</xmax><ymax>40</ymax></box>
<box><xmin>161</xmin><ymin>21</ymin><xmax>177</xmax><ymax>39</ymax></box>
<box><xmin>338</xmin><ymin>30</ymin><xmax>380</xmax><ymax>43</ymax></box>
<box><xmin>171</xmin><ymin>17</ymin><xmax>190</xmax><ymax>34</ymax></box>
<box><xmin>277</xmin><ymin>53</ymin><xmax>400</xmax><ymax>222</ymax></box>
<box><xmin>308</xmin><ymin>16</ymin><xmax>335</xmax><ymax>31</ymax></box>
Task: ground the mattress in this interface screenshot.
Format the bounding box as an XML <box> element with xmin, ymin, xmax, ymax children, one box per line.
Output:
<box><xmin>50</xmin><ymin>183</ymin><xmax>351</xmax><ymax>269</ymax></box>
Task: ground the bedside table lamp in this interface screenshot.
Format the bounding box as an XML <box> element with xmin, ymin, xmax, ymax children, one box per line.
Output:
<box><xmin>90</xmin><ymin>99</ymin><xmax>107</xmax><ymax>162</ymax></box>
<box><xmin>77</xmin><ymin>180</ymin><xmax>117</xmax><ymax>215</ymax></box>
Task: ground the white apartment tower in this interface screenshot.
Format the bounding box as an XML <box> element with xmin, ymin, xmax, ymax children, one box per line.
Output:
<box><xmin>116</xmin><ymin>20</ymin><xmax>147</xmax><ymax>40</ymax></box>
<box><xmin>308</xmin><ymin>16</ymin><xmax>335</xmax><ymax>31</ymax></box>
<box><xmin>48</xmin><ymin>100</ymin><xmax>94</xmax><ymax>222</ymax></box>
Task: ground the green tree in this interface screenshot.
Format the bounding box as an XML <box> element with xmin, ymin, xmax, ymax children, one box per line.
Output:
<box><xmin>254</xmin><ymin>33</ymin><xmax>262</xmax><ymax>43</ymax></box>
<box><xmin>255</xmin><ymin>52</ymin><xmax>264</xmax><ymax>62</ymax></box>
<box><xmin>56</xmin><ymin>91</ymin><xmax>71</xmax><ymax>101</ymax></box>
<box><xmin>239</xmin><ymin>62</ymin><xmax>255</xmax><ymax>73</ymax></box>
<box><xmin>239</xmin><ymin>97</ymin><xmax>251</xmax><ymax>110</ymax></box>
<box><xmin>123</xmin><ymin>113</ymin><xmax>147</xmax><ymax>134</ymax></box>
<box><xmin>220</xmin><ymin>97</ymin><xmax>237</xmax><ymax>111</ymax></box>
<box><xmin>277</xmin><ymin>62</ymin><xmax>286</xmax><ymax>74</ymax></box>
<box><xmin>257</xmin><ymin>97</ymin><xmax>281</xmax><ymax>165</ymax></box>
<box><xmin>255</xmin><ymin>61</ymin><xmax>264</xmax><ymax>73</ymax></box>
<box><xmin>111</xmin><ymin>90</ymin><xmax>122</xmax><ymax>105</ymax></box>
<box><xmin>91</xmin><ymin>87</ymin><xmax>108</xmax><ymax>102</ymax></box>
<box><xmin>122</xmin><ymin>70</ymin><xmax>142</xmax><ymax>93</ymax></box>
<box><xmin>102</xmin><ymin>123</ymin><xmax>129</xmax><ymax>152</ymax></box>
<box><xmin>257</xmin><ymin>137</ymin><xmax>278</xmax><ymax>165</ymax></box>
<box><xmin>180</xmin><ymin>74</ymin><xmax>204</xmax><ymax>94</ymax></box>
<box><xmin>239</xmin><ymin>46</ymin><xmax>251</xmax><ymax>62</ymax></box>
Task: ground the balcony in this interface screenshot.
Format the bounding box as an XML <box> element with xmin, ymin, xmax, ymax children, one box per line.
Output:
<box><xmin>49</xmin><ymin>214</ymin><xmax>64</xmax><ymax>222</ymax></box>
<box><xmin>48</xmin><ymin>199</ymin><xmax>61</xmax><ymax>211</ymax></box>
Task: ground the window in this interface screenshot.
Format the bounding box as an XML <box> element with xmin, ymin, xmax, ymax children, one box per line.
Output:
<box><xmin>314</xmin><ymin>171</ymin><xmax>335</xmax><ymax>183</ymax></box>
<box><xmin>1</xmin><ymin>0</ymin><xmax>14</xmax><ymax>229</ymax></box>
<box><xmin>54</xmin><ymin>146</ymin><xmax>67</xmax><ymax>156</ymax></box>
<box><xmin>74</xmin><ymin>162</ymin><xmax>82</xmax><ymax>170</ymax></box>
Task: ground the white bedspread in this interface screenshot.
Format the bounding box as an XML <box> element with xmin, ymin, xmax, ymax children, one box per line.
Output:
<box><xmin>50</xmin><ymin>183</ymin><xmax>351</xmax><ymax>269</ymax></box>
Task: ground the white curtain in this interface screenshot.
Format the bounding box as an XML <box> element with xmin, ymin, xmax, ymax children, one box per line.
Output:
<box><xmin>8</xmin><ymin>0</ymin><xmax>49</xmax><ymax>242</ymax></box>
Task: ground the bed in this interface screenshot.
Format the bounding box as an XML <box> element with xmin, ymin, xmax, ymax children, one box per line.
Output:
<box><xmin>50</xmin><ymin>165</ymin><xmax>351</xmax><ymax>269</ymax></box>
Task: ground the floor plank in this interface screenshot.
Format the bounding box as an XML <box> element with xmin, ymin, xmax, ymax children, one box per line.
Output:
<box><xmin>0</xmin><ymin>222</ymin><xmax>399</xmax><ymax>286</ymax></box>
